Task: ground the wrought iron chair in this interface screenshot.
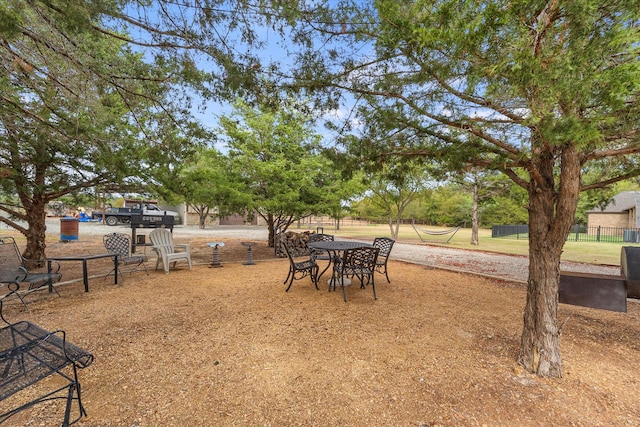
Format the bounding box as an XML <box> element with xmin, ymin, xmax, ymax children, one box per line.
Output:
<box><xmin>372</xmin><ymin>237</ymin><xmax>395</xmax><ymax>283</ymax></box>
<box><xmin>103</xmin><ymin>233</ymin><xmax>148</xmax><ymax>280</ymax></box>
<box><xmin>0</xmin><ymin>237</ymin><xmax>61</xmax><ymax>308</ymax></box>
<box><xmin>308</xmin><ymin>233</ymin><xmax>334</xmax><ymax>279</ymax></box>
<box><xmin>282</xmin><ymin>240</ymin><xmax>319</xmax><ymax>292</ymax></box>
<box><xmin>333</xmin><ymin>246</ymin><xmax>379</xmax><ymax>302</ymax></box>
<box><xmin>149</xmin><ymin>228</ymin><xmax>192</xmax><ymax>274</ymax></box>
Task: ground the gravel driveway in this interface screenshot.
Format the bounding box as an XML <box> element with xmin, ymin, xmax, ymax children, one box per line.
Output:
<box><xmin>52</xmin><ymin>220</ymin><xmax>622</xmax><ymax>283</ymax></box>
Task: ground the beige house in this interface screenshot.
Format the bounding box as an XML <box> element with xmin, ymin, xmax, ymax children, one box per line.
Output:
<box><xmin>587</xmin><ymin>191</ymin><xmax>640</xmax><ymax>229</ymax></box>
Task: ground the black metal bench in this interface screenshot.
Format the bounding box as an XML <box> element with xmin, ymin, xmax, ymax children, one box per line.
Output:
<box><xmin>0</xmin><ymin>300</ymin><xmax>93</xmax><ymax>426</ymax></box>
<box><xmin>0</xmin><ymin>237</ymin><xmax>62</xmax><ymax>308</ymax></box>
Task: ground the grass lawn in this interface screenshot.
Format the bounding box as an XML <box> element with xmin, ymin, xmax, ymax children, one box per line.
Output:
<box><xmin>315</xmin><ymin>223</ymin><xmax>638</xmax><ymax>266</ymax></box>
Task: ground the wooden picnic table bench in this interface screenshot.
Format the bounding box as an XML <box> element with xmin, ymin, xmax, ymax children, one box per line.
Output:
<box><xmin>0</xmin><ymin>300</ymin><xmax>93</xmax><ymax>426</ymax></box>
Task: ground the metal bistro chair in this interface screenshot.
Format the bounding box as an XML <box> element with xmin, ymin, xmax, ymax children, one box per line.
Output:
<box><xmin>308</xmin><ymin>233</ymin><xmax>334</xmax><ymax>280</ymax></box>
<box><xmin>103</xmin><ymin>233</ymin><xmax>148</xmax><ymax>280</ymax></box>
<box><xmin>282</xmin><ymin>240</ymin><xmax>319</xmax><ymax>292</ymax></box>
<box><xmin>372</xmin><ymin>237</ymin><xmax>395</xmax><ymax>283</ymax></box>
<box><xmin>149</xmin><ymin>228</ymin><xmax>192</xmax><ymax>274</ymax></box>
<box><xmin>333</xmin><ymin>246</ymin><xmax>379</xmax><ymax>302</ymax></box>
<box><xmin>0</xmin><ymin>237</ymin><xmax>61</xmax><ymax>308</ymax></box>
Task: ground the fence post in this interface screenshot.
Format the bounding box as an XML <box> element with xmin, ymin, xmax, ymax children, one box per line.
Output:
<box><xmin>597</xmin><ymin>225</ymin><xmax>601</xmax><ymax>242</ymax></box>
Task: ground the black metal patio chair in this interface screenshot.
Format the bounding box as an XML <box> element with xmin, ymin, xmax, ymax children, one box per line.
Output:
<box><xmin>103</xmin><ymin>233</ymin><xmax>148</xmax><ymax>280</ymax></box>
<box><xmin>333</xmin><ymin>246</ymin><xmax>379</xmax><ymax>302</ymax></box>
<box><xmin>308</xmin><ymin>233</ymin><xmax>334</xmax><ymax>279</ymax></box>
<box><xmin>0</xmin><ymin>299</ymin><xmax>94</xmax><ymax>425</ymax></box>
<box><xmin>372</xmin><ymin>237</ymin><xmax>395</xmax><ymax>283</ymax></box>
<box><xmin>282</xmin><ymin>240</ymin><xmax>319</xmax><ymax>292</ymax></box>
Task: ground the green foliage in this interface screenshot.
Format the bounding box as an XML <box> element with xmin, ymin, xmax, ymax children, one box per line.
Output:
<box><xmin>417</xmin><ymin>187</ymin><xmax>472</xmax><ymax>226</ymax></box>
<box><xmin>0</xmin><ymin>3</ymin><xmax>157</xmax><ymax>224</ymax></box>
<box><xmin>170</xmin><ymin>148</ymin><xmax>249</xmax><ymax>228</ymax></box>
<box><xmin>57</xmin><ymin>193</ymin><xmax>95</xmax><ymax>211</ymax></box>
<box><xmin>352</xmin><ymin>197</ymin><xmax>388</xmax><ymax>222</ymax></box>
<box><xmin>481</xmin><ymin>195</ymin><xmax>528</xmax><ymax>226</ymax></box>
<box><xmin>285</xmin><ymin>0</ymin><xmax>640</xmax><ymax>189</ymax></box>
<box><xmin>0</xmin><ymin>0</ymin><xmax>275</xmax><ymax>255</ymax></box>
<box><xmin>220</xmin><ymin>100</ymin><xmax>345</xmax><ymax>238</ymax></box>
<box><xmin>0</xmin><ymin>0</ymin><xmax>214</xmax><ymax>257</ymax></box>
<box><xmin>362</xmin><ymin>160</ymin><xmax>431</xmax><ymax>237</ymax></box>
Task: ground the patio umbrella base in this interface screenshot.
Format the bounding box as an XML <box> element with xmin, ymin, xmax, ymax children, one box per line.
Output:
<box><xmin>327</xmin><ymin>277</ymin><xmax>351</xmax><ymax>287</ymax></box>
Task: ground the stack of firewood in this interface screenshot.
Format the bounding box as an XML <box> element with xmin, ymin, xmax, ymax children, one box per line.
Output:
<box><xmin>275</xmin><ymin>230</ymin><xmax>313</xmax><ymax>258</ymax></box>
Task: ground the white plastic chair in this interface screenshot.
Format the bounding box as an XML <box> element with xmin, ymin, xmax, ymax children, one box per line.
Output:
<box><xmin>149</xmin><ymin>229</ymin><xmax>192</xmax><ymax>274</ymax></box>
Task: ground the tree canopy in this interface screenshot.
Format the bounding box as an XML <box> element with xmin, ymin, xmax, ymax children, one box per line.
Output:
<box><xmin>364</xmin><ymin>161</ymin><xmax>430</xmax><ymax>239</ymax></box>
<box><xmin>220</xmin><ymin>100</ymin><xmax>345</xmax><ymax>246</ymax></box>
<box><xmin>0</xmin><ymin>1</ymin><xmax>177</xmax><ymax>257</ymax></box>
<box><xmin>0</xmin><ymin>0</ymin><xmax>273</xmax><ymax>258</ymax></box>
<box><xmin>173</xmin><ymin>148</ymin><xmax>249</xmax><ymax>229</ymax></box>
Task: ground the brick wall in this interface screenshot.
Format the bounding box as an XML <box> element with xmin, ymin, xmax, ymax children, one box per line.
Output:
<box><xmin>587</xmin><ymin>212</ymin><xmax>633</xmax><ymax>228</ymax></box>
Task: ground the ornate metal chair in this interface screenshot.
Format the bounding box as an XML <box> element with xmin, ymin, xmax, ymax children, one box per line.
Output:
<box><xmin>282</xmin><ymin>240</ymin><xmax>319</xmax><ymax>292</ymax></box>
<box><xmin>372</xmin><ymin>237</ymin><xmax>395</xmax><ymax>283</ymax></box>
<box><xmin>149</xmin><ymin>228</ymin><xmax>191</xmax><ymax>274</ymax></box>
<box><xmin>333</xmin><ymin>246</ymin><xmax>379</xmax><ymax>302</ymax></box>
<box><xmin>103</xmin><ymin>233</ymin><xmax>148</xmax><ymax>280</ymax></box>
<box><xmin>308</xmin><ymin>233</ymin><xmax>334</xmax><ymax>279</ymax></box>
<box><xmin>0</xmin><ymin>237</ymin><xmax>61</xmax><ymax>308</ymax></box>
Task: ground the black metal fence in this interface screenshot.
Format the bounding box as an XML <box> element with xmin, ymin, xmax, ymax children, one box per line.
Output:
<box><xmin>492</xmin><ymin>224</ymin><xmax>640</xmax><ymax>243</ymax></box>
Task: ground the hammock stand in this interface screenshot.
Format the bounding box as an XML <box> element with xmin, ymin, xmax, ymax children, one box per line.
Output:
<box><xmin>411</xmin><ymin>221</ymin><xmax>461</xmax><ymax>244</ymax></box>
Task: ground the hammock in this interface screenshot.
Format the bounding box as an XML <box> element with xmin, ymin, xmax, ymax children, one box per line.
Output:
<box><xmin>411</xmin><ymin>221</ymin><xmax>461</xmax><ymax>243</ymax></box>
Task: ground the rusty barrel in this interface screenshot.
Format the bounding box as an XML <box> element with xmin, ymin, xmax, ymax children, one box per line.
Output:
<box><xmin>60</xmin><ymin>217</ymin><xmax>79</xmax><ymax>242</ymax></box>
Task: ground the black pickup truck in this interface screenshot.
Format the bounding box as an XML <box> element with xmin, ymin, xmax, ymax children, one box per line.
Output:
<box><xmin>91</xmin><ymin>204</ymin><xmax>179</xmax><ymax>226</ymax></box>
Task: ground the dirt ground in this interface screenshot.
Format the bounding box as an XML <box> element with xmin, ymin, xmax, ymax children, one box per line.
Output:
<box><xmin>1</xmin><ymin>231</ymin><xmax>640</xmax><ymax>426</ymax></box>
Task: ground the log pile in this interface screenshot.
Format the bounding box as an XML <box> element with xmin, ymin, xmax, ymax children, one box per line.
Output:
<box><xmin>275</xmin><ymin>230</ymin><xmax>313</xmax><ymax>258</ymax></box>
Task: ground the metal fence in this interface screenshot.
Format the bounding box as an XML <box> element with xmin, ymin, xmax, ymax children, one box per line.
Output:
<box><xmin>492</xmin><ymin>224</ymin><xmax>640</xmax><ymax>243</ymax></box>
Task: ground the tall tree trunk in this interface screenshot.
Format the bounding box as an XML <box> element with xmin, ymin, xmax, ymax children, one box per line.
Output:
<box><xmin>471</xmin><ymin>182</ymin><xmax>479</xmax><ymax>246</ymax></box>
<box><xmin>517</xmin><ymin>145</ymin><xmax>581</xmax><ymax>377</ymax></box>
<box><xmin>518</xmin><ymin>199</ymin><xmax>563</xmax><ymax>377</ymax></box>
<box><xmin>24</xmin><ymin>200</ymin><xmax>48</xmax><ymax>265</ymax></box>
<box><xmin>393</xmin><ymin>215</ymin><xmax>402</xmax><ymax>240</ymax></box>
<box><xmin>387</xmin><ymin>212</ymin><xmax>395</xmax><ymax>239</ymax></box>
<box><xmin>266</xmin><ymin>213</ymin><xmax>276</xmax><ymax>248</ymax></box>
<box><xmin>198</xmin><ymin>206</ymin><xmax>209</xmax><ymax>229</ymax></box>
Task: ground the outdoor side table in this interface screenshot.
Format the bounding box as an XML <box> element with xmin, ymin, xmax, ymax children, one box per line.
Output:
<box><xmin>207</xmin><ymin>242</ymin><xmax>225</xmax><ymax>268</ymax></box>
<box><xmin>48</xmin><ymin>253</ymin><xmax>118</xmax><ymax>292</ymax></box>
<box><xmin>241</xmin><ymin>242</ymin><xmax>257</xmax><ymax>265</ymax></box>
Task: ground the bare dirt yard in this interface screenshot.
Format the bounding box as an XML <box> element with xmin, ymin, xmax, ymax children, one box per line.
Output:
<box><xmin>1</xmin><ymin>227</ymin><xmax>639</xmax><ymax>426</ymax></box>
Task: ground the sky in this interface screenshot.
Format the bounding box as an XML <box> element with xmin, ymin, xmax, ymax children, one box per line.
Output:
<box><xmin>119</xmin><ymin>1</ymin><xmax>365</xmax><ymax>152</ymax></box>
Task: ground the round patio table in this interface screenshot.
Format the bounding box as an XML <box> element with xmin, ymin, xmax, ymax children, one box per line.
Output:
<box><xmin>308</xmin><ymin>240</ymin><xmax>373</xmax><ymax>290</ymax></box>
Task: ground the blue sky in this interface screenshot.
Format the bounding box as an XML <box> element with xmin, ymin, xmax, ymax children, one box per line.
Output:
<box><xmin>118</xmin><ymin>1</ymin><xmax>368</xmax><ymax>151</ymax></box>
